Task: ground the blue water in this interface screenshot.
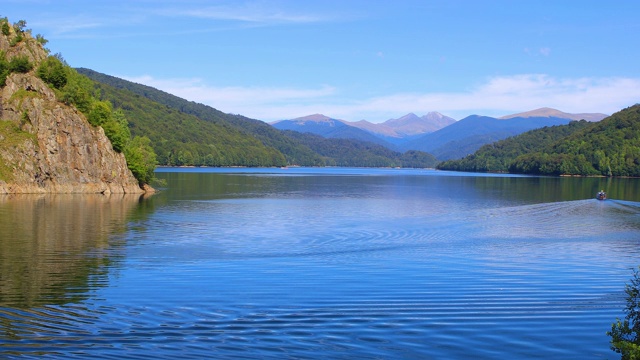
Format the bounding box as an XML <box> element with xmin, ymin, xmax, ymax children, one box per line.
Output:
<box><xmin>1</xmin><ymin>168</ymin><xmax>639</xmax><ymax>359</ymax></box>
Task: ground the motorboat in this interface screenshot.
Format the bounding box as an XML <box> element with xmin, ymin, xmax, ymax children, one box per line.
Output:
<box><xmin>596</xmin><ymin>191</ymin><xmax>607</xmax><ymax>200</ymax></box>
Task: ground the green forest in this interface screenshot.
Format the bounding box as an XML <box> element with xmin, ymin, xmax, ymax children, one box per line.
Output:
<box><xmin>438</xmin><ymin>104</ymin><xmax>640</xmax><ymax>177</ymax></box>
<box><xmin>282</xmin><ymin>131</ymin><xmax>438</xmax><ymax>168</ymax></box>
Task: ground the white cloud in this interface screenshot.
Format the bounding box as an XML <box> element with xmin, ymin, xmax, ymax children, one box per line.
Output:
<box><xmin>123</xmin><ymin>74</ymin><xmax>640</xmax><ymax>122</ymax></box>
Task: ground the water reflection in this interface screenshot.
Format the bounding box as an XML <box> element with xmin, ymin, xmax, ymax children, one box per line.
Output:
<box><xmin>0</xmin><ymin>194</ymin><xmax>148</xmax><ymax>308</ymax></box>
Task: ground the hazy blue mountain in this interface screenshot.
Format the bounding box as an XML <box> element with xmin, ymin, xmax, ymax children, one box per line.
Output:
<box><xmin>273</xmin><ymin>111</ymin><xmax>457</xmax><ymax>150</ymax></box>
<box><xmin>272</xmin><ymin>114</ymin><xmax>347</xmax><ymax>135</ymax></box>
<box><xmin>272</xmin><ymin>114</ymin><xmax>397</xmax><ymax>149</ymax></box>
<box><xmin>401</xmin><ymin>115</ymin><xmax>572</xmax><ymax>160</ymax></box>
<box><xmin>385</xmin><ymin>112</ymin><xmax>457</xmax><ymax>135</ymax></box>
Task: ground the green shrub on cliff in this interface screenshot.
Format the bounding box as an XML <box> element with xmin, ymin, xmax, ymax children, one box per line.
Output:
<box><xmin>35</xmin><ymin>34</ymin><xmax>48</xmax><ymax>46</ymax></box>
<box><xmin>37</xmin><ymin>55</ymin><xmax>67</xmax><ymax>89</ymax></box>
<box><xmin>0</xmin><ymin>52</ymin><xmax>34</xmax><ymax>86</ymax></box>
<box><xmin>8</xmin><ymin>56</ymin><xmax>33</xmax><ymax>73</ymax></box>
<box><xmin>102</xmin><ymin>109</ymin><xmax>131</xmax><ymax>153</ymax></box>
<box><xmin>124</xmin><ymin>136</ymin><xmax>157</xmax><ymax>185</ymax></box>
<box><xmin>0</xmin><ymin>52</ymin><xmax>8</xmax><ymax>87</ymax></box>
<box><xmin>87</xmin><ymin>100</ymin><xmax>112</xmax><ymax>126</ymax></box>
<box><xmin>60</xmin><ymin>68</ymin><xmax>94</xmax><ymax>113</ymax></box>
<box><xmin>9</xmin><ymin>20</ymin><xmax>27</xmax><ymax>46</ymax></box>
<box><xmin>1</xmin><ymin>21</ymin><xmax>9</xmax><ymax>36</ymax></box>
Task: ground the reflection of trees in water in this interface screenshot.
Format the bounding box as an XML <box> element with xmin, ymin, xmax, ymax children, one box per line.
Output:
<box><xmin>0</xmin><ymin>194</ymin><xmax>153</xmax><ymax>308</ymax></box>
<box><xmin>468</xmin><ymin>176</ymin><xmax>640</xmax><ymax>203</ymax></box>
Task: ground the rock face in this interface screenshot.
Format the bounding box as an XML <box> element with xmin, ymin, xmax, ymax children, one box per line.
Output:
<box><xmin>0</xmin><ymin>25</ymin><xmax>144</xmax><ymax>194</ymax></box>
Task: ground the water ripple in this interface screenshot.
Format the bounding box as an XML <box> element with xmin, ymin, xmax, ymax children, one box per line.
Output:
<box><xmin>2</xmin><ymin>173</ymin><xmax>640</xmax><ymax>359</ymax></box>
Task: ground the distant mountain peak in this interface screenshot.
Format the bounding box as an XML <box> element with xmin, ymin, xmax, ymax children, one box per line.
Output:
<box><xmin>423</xmin><ymin>111</ymin><xmax>446</xmax><ymax>119</ymax></box>
<box><xmin>500</xmin><ymin>108</ymin><xmax>608</xmax><ymax>122</ymax></box>
<box><xmin>400</xmin><ymin>112</ymin><xmax>420</xmax><ymax>119</ymax></box>
<box><xmin>376</xmin><ymin>112</ymin><xmax>455</xmax><ymax>137</ymax></box>
<box><xmin>294</xmin><ymin>114</ymin><xmax>334</xmax><ymax>122</ymax></box>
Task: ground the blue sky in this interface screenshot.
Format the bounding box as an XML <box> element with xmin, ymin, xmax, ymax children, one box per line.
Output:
<box><xmin>3</xmin><ymin>0</ymin><xmax>640</xmax><ymax>122</ymax></box>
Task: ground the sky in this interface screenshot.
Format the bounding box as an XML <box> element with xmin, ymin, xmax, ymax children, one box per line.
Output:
<box><xmin>3</xmin><ymin>0</ymin><xmax>640</xmax><ymax>123</ymax></box>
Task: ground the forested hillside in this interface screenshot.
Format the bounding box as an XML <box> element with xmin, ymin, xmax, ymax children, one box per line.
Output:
<box><xmin>282</xmin><ymin>131</ymin><xmax>438</xmax><ymax>168</ymax></box>
<box><xmin>272</xmin><ymin>116</ymin><xmax>396</xmax><ymax>149</ymax></box>
<box><xmin>509</xmin><ymin>104</ymin><xmax>640</xmax><ymax>176</ymax></box>
<box><xmin>438</xmin><ymin>104</ymin><xmax>640</xmax><ymax>177</ymax></box>
<box><xmin>401</xmin><ymin>115</ymin><xmax>571</xmax><ymax>160</ymax></box>
<box><xmin>78</xmin><ymin>68</ymin><xmax>325</xmax><ymax>166</ymax></box>
<box><xmin>81</xmin><ymin>68</ymin><xmax>438</xmax><ymax>168</ymax></box>
<box><xmin>87</xmin><ymin>79</ymin><xmax>288</xmax><ymax>167</ymax></box>
<box><xmin>437</xmin><ymin>121</ymin><xmax>592</xmax><ymax>172</ymax></box>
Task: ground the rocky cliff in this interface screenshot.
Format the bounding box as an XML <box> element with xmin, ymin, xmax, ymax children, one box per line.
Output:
<box><xmin>0</xmin><ymin>22</ymin><xmax>144</xmax><ymax>194</ymax></box>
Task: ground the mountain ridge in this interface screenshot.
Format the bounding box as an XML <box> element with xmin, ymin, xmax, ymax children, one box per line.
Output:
<box><xmin>500</xmin><ymin>107</ymin><xmax>608</xmax><ymax>122</ymax></box>
<box><xmin>438</xmin><ymin>104</ymin><xmax>640</xmax><ymax>176</ymax></box>
<box><xmin>273</xmin><ymin>111</ymin><xmax>456</xmax><ymax>144</ymax></box>
<box><xmin>400</xmin><ymin>115</ymin><xmax>573</xmax><ymax>160</ymax></box>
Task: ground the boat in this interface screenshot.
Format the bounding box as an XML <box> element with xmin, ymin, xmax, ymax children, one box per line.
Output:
<box><xmin>596</xmin><ymin>190</ymin><xmax>607</xmax><ymax>200</ymax></box>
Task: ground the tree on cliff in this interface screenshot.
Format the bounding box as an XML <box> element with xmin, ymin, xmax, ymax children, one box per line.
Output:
<box><xmin>37</xmin><ymin>55</ymin><xmax>67</xmax><ymax>89</ymax></box>
<box><xmin>124</xmin><ymin>136</ymin><xmax>157</xmax><ymax>186</ymax></box>
<box><xmin>608</xmin><ymin>267</ymin><xmax>640</xmax><ymax>359</ymax></box>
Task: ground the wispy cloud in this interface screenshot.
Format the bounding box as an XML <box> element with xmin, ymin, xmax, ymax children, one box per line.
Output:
<box><xmin>122</xmin><ymin>75</ymin><xmax>336</xmax><ymax>112</ymax></box>
<box><xmin>175</xmin><ymin>7</ymin><xmax>325</xmax><ymax>24</ymax></box>
<box><xmin>524</xmin><ymin>47</ymin><xmax>552</xmax><ymax>57</ymax></box>
<box><xmin>156</xmin><ymin>2</ymin><xmax>338</xmax><ymax>25</ymax></box>
<box><xmin>123</xmin><ymin>74</ymin><xmax>640</xmax><ymax>122</ymax></box>
<box><xmin>29</xmin><ymin>16</ymin><xmax>104</xmax><ymax>36</ymax></box>
<box><xmin>27</xmin><ymin>1</ymin><xmax>335</xmax><ymax>39</ymax></box>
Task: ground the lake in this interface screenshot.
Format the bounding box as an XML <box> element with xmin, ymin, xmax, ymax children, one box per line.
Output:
<box><xmin>1</xmin><ymin>167</ymin><xmax>639</xmax><ymax>359</ymax></box>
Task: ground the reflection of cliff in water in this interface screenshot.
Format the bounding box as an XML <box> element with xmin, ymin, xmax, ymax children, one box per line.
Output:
<box><xmin>0</xmin><ymin>194</ymin><xmax>152</xmax><ymax>308</ymax></box>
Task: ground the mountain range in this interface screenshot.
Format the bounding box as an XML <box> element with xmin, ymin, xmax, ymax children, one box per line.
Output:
<box><xmin>272</xmin><ymin>108</ymin><xmax>608</xmax><ymax>160</ymax></box>
<box><xmin>80</xmin><ymin>66</ymin><xmax>610</xmax><ymax>164</ymax></box>
<box><xmin>78</xmin><ymin>70</ymin><xmax>610</xmax><ymax>165</ymax></box>
<box><xmin>272</xmin><ymin>112</ymin><xmax>456</xmax><ymax>146</ymax></box>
